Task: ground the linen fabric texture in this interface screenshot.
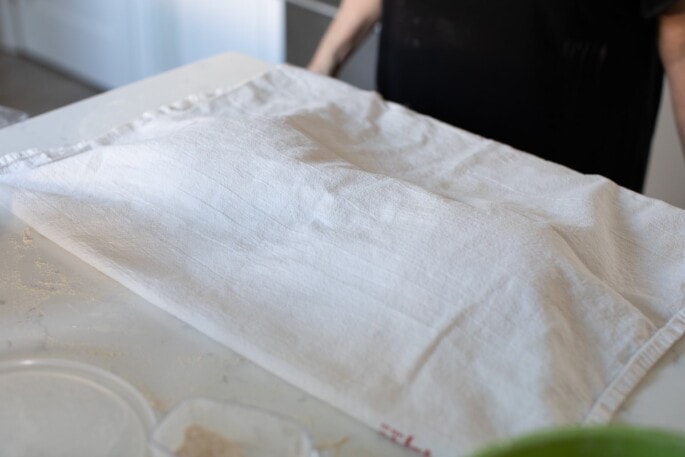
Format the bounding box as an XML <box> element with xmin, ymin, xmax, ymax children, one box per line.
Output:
<box><xmin>1</xmin><ymin>66</ymin><xmax>684</xmax><ymax>456</ymax></box>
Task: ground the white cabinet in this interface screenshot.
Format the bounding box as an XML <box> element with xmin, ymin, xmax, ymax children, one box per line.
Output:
<box><xmin>11</xmin><ymin>0</ymin><xmax>143</xmax><ymax>88</ymax></box>
<box><xmin>173</xmin><ymin>0</ymin><xmax>283</xmax><ymax>66</ymax></box>
<box><xmin>138</xmin><ymin>0</ymin><xmax>284</xmax><ymax>80</ymax></box>
<box><xmin>1</xmin><ymin>0</ymin><xmax>285</xmax><ymax>89</ymax></box>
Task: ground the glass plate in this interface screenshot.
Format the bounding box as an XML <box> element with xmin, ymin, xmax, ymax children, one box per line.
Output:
<box><xmin>0</xmin><ymin>358</ymin><xmax>156</xmax><ymax>457</ymax></box>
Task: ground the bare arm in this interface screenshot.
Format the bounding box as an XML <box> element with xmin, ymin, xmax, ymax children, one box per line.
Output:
<box><xmin>659</xmin><ymin>0</ymin><xmax>685</xmax><ymax>157</ymax></box>
<box><xmin>308</xmin><ymin>0</ymin><xmax>382</xmax><ymax>76</ymax></box>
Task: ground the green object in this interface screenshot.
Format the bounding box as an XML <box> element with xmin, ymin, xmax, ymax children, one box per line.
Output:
<box><xmin>471</xmin><ymin>425</ymin><xmax>685</xmax><ymax>457</ymax></box>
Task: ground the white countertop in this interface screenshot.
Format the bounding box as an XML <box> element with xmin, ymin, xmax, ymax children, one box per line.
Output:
<box><xmin>0</xmin><ymin>52</ymin><xmax>683</xmax><ymax>456</ymax></box>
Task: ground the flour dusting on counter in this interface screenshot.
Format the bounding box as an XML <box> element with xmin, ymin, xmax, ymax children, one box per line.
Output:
<box><xmin>175</xmin><ymin>425</ymin><xmax>243</xmax><ymax>457</ymax></box>
<box><xmin>22</xmin><ymin>226</ymin><xmax>33</xmax><ymax>245</ymax></box>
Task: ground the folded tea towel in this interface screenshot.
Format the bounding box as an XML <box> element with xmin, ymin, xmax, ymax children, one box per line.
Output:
<box><xmin>1</xmin><ymin>66</ymin><xmax>684</xmax><ymax>457</ymax></box>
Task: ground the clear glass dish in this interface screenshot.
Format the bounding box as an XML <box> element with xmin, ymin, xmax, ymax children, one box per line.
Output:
<box><xmin>0</xmin><ymin>358</ymin><xmax>156</xmax><ymax>457</ymax></box>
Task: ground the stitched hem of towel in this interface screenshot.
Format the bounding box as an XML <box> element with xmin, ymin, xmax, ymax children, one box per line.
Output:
<box><xmin>0</xmin><ymin>66</ymin><xmax>282</xmax><ymax>175</ymax></box>
<box><xmin>583</xmin><ymin>307</ymin><xmax>685</xmax><ymax>423</ymax></box>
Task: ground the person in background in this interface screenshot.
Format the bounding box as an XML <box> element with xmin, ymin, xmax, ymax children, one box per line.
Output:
<box><xmin>308</xmin><ymin>0</ymin><xmax>685</xmax><ymax>192</ymax></box>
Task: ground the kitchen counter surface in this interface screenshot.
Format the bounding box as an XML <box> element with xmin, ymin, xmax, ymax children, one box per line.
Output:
<box><xmin>0</xmin><ymin>52</ymin><xmax>683</xmax><ymax>456</ymax></box>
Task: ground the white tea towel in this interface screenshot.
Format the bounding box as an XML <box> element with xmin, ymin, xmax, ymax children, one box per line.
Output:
<box><xmin>1</xmin><ymin>66</ymin><xmax>684</xmax><ymax>457</ymax></box>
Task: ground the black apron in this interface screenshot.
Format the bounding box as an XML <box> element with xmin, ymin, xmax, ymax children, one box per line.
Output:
<box><xmin>377</xmin><ymin>0</ymin><xmax>674</xmax><ymax>191</ymax></box>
